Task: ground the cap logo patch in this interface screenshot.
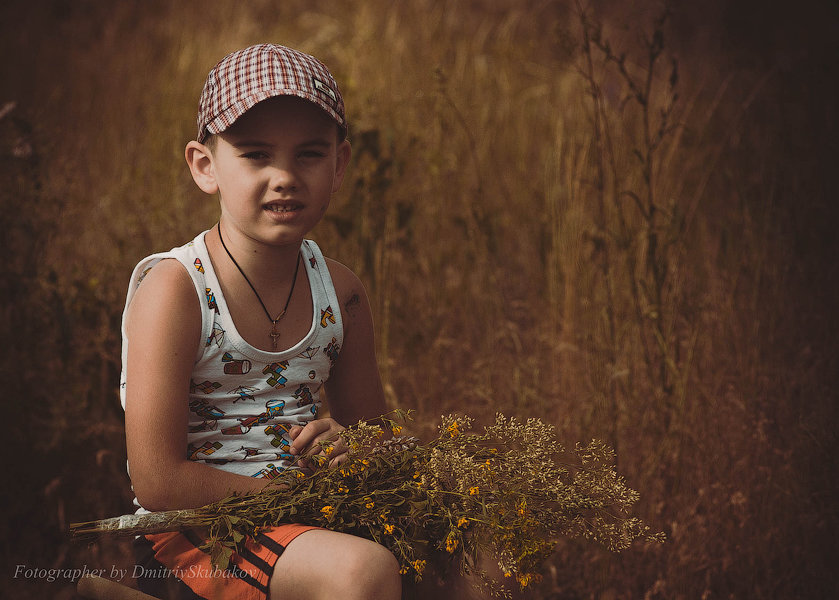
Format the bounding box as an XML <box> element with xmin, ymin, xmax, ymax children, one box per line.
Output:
<box><xmin>312</xmin><ymin>76</ymin><xmax>338</xmax><ymax>104</ymax></box>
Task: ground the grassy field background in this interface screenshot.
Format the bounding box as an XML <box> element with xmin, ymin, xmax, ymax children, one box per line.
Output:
<box><xmin>2</xmin><ymin>0</ymin><xmax>837</xmax><ymax>598</ymax></box>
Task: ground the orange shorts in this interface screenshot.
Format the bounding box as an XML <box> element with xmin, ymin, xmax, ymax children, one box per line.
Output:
<box><xmin>133</xmin><ymin>524</ymin><xmax>318</xmax><ymax>599</ymax></box>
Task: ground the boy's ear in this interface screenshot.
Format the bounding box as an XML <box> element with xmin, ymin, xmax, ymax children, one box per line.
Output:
<box><xmin>331</xmin><ymin>139</ymin><xmax>352</xmax><ymax>193</ymax></box>
<box><xmin>185</xmin><ymin>141</ymin><xmax>219</xmax><ymax>195</ymax></box>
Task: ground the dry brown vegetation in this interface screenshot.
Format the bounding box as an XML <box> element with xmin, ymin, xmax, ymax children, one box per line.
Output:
<box><xmin>2</xmin><ymin>0</ymin><xmax>837</xmax><ymax>598</ymax></box>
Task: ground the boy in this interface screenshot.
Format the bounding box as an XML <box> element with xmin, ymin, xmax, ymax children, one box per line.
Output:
<box><xmin>121</xmin><ymin>44</ymin><xmax>401</xmax><ymax>600</ymax></box>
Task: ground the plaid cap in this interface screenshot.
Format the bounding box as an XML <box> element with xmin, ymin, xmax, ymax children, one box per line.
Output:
<box><xmin>196</xmin><ymin>44</ymin><xmax>346</xmax><ymax>143</ymax></box>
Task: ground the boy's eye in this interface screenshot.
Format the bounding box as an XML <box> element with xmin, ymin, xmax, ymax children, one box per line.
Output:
<box><xmin>299</xmin><ymin>150</ymin><xmax>326</xmax><ymax>159</ymax></box>
<box><xmin>242</xmin><ymin>151</ymin><xmax>269</xmax><ymax>160</ymax></box>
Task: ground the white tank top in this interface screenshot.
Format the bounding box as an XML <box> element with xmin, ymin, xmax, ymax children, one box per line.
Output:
<box><xmin>120</xmin><ymin>230</ymin><xmax>344</xmax><ymax>490</ymax></box>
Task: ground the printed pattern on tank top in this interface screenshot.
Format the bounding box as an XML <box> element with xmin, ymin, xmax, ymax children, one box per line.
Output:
<box><xmin>120</xmin><ymin>230</ymin><xmax>343</xmax><ymax>481</ymax></box>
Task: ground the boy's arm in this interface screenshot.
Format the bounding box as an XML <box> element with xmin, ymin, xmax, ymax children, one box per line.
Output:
<box><xmin>124</xmin><ymin>259</ymin><xmax>270</xmax><ymax>511</ymax></box>
<box><xmin>288</xmin><ymin>259</ymin><xmax>387</xmax><ymax>462</ymax></box>
<box><xmin>323</xmin><ymin>258</ymin><xmax>387</xmax><ymax>425</ymax></box>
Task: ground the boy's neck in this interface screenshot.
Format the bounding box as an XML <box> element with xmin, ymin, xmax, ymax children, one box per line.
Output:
<box><xmin>210</xmin><ymin>223</ymin><xmax>302</xmax><ymax>288</ymax></box>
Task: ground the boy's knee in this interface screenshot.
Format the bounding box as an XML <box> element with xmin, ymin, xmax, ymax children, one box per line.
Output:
<box><xmin>329</xmin><ymin>540</ymin><xmax>401</xmax><ymax>599</ymax></box>
<box><xmin>271</xmin><ymin>531</ymin><xmax>401</xmax><ymax>600</ymax></box>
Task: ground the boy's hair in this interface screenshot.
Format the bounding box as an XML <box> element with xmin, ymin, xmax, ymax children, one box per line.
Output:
<box><xmin>196</xmin><ymin>44</ymin><xmax>347</xmax><ymax>144</ymax></box>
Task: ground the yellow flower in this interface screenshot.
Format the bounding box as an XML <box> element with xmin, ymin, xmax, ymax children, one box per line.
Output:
<box><xmin>411</xmin><ymin>559</ymin><xmax>426</xmax><ymax>575</ymax></box>
<box><xmin>516</xmin><ymin>573</ymin><xmax>540</xmax><ymax>588</ymax></box>
<box><xmin>457</xmin><ymin>517</ymin><xmax>469</xmax><ymax>528</ymax></box>
<box><xmin>391</xmin><ymin>425</ymin><xmax>403</xmax><ymax>435</ymax></box>
<box><xmin>384</xmin><ymin>523</ymin><xmax>395</xmax><ymax>534</ymax></box>
<box><xmin>445</xmin><ymin>532</ymin><xmax>459</xmax><ymax>553</ymax></box>
<box><xmin>366</xmin><ymin>502</ymin><xmax>375</xmax><ymax>509</ymax></box>
<box><xmin>446</xmin><ymin>421</ymin><xmax>460</xmax><ymax>438</ymax></box>
<box><xmin>323</xmin><ymin>444</ymin><xmax>334</xmax><ymax>456</ymax></box>
<box><xmin>320</xmin><ymin>505</ymin><xmax>334</xmax><ymax>519</ymax></box>
<box><xmin>294</xmin><ymin>471</ymin><xmax>306</xmax><ymax>479</ymax></box>
<box><xmin>468</xmin><ymin>486</ymin><xmax>479</xmax><ymax>496</ymax></box>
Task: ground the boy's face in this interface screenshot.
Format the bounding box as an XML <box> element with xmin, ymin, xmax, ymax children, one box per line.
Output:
<box><xmin>198</xmin><ymin>96</ymin><xmax>350</xmax><ymax>248</ymax></box>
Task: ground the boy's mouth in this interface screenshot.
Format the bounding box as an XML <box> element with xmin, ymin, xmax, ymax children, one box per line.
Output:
<box><xmin>264</xmin><ymin>202</ymin><xmax>302</xmax><ymax>213</ymax></box>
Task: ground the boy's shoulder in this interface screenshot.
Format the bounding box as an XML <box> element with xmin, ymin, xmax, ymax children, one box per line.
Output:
<box><xmin>323</xmin><ymin>256</ymin><xmax>369</xmax><ymax>307</ymax></box>
<box><xmin>324</xmin><ymin>256</ymin><xmax>363</xmax><ymax>291</ymax></box>
<box><xmin>321</xmin><ymin>255</ymin><xmax>375</xmax><ymax>341</ymax></box>
<box><xmin>129</xmin><ymin>257</ymin><xmax>199</xmax><ymax>315</ymax></box>
<box><xmin>125</xmin><ymin>257</ymin><xmax>201</xmax><ymax>343</ymax></box>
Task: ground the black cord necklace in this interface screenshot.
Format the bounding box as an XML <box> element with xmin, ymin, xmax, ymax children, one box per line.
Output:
<box><xmin>217</xmin><ymin>223</ymin><xmax>301</xmax><ymax>351</ymax></box>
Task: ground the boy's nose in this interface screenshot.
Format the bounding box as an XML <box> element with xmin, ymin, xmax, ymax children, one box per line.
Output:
<box><xmin>269</xmin><ymin>163</ymin><xmax>298</xmax><ymax>192</ymax></box>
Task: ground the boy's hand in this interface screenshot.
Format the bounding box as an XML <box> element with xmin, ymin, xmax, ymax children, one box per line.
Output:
<box><xmin>288</xmin><ymin>418</ymin><xmax>348</xmax><ymax>468</ymax></box>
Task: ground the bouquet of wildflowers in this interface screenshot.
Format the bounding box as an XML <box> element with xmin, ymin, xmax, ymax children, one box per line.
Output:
<box><xmin>72</xmin><ymin>410</ymin><xmax>662</xmax><ymax>595</ymax></box>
